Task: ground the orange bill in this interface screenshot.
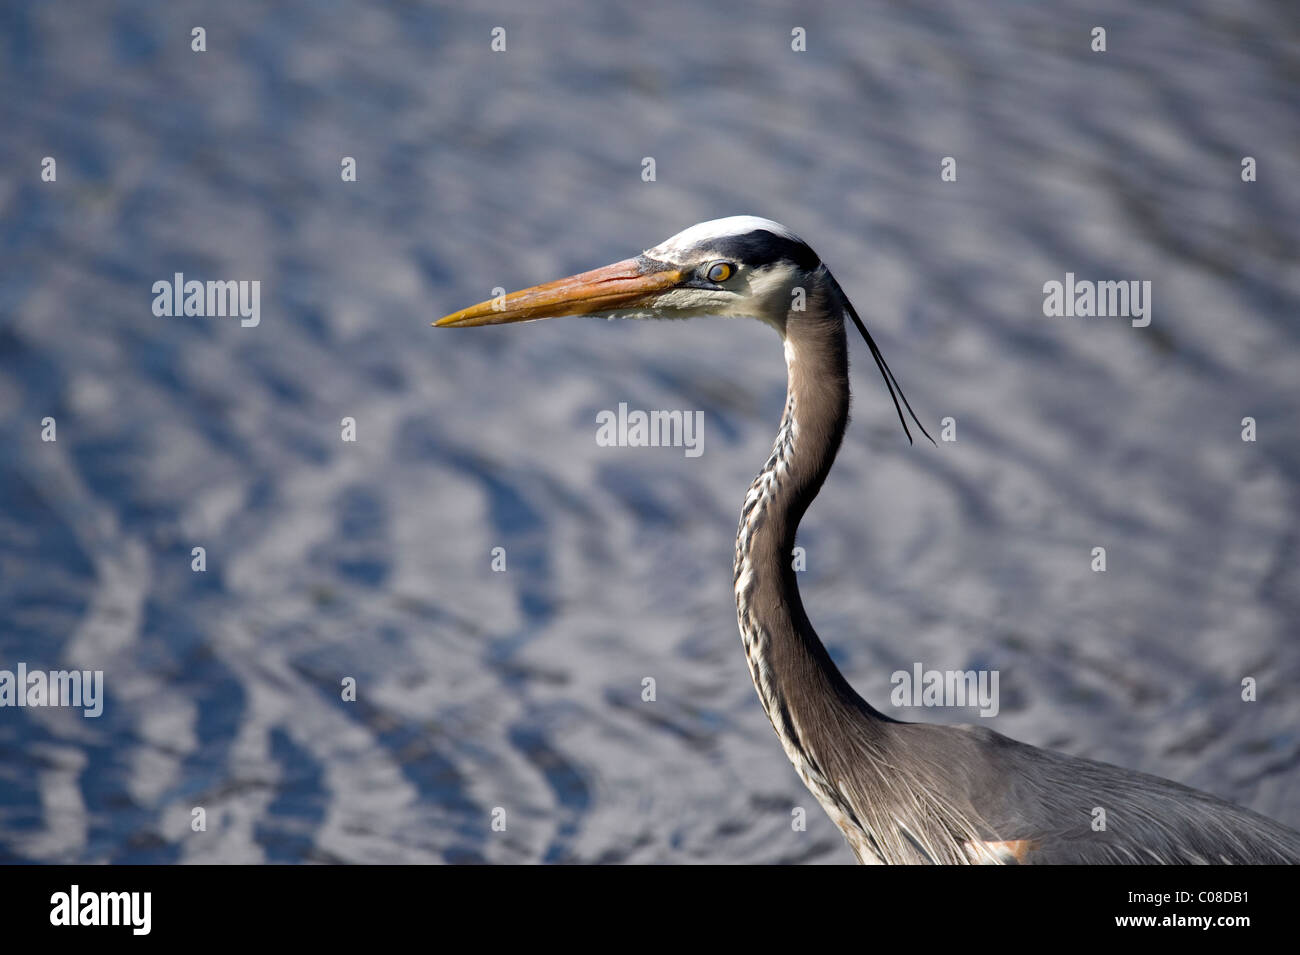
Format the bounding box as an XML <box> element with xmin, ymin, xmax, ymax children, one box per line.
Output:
<box><xmin>434</xmin><ymin>258</ymin><xmax>685</xmax><ymax>327</ymax></box>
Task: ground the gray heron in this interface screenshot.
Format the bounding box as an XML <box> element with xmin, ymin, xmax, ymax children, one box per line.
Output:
<box><xmin>435</xmin><ymin>216</ymin><xmax>1300</xmax><ymax>864</ymax></box>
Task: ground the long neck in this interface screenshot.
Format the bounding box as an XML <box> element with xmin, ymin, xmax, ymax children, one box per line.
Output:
<box><xmin>733</xmin><ymin>284</ymin><xmax>888</xmax><ymax>780</ymax></box>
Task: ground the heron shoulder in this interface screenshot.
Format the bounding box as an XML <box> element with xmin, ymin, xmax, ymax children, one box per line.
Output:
<box><xmin>896</xmin><ymin>721</ymin><xmax>1300</xmax><ymax>864</ymax></box>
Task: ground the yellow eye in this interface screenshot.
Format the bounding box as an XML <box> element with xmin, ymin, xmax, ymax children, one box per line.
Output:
<box><xmin>706</xmin><ymin>261</ymin><xmax>734</xmax><ymax>283</ymax></box>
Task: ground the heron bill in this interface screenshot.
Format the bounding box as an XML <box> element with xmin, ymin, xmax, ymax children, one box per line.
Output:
<box><xmin>434</xmin><ymin>258</ymin><xmax>685</xmax><ymax>327</ymax></box>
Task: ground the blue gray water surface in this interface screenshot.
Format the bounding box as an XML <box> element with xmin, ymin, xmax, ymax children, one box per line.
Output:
<box><xmin>1</xmin><ymin>1</ymin><xmax>1298</xmax><ymax>863</ymax></box>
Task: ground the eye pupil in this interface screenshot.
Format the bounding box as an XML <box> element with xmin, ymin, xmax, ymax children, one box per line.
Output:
<box><xmin>707</xmin><ymin>262</ymin><xmax>733</xmax><ymax>283</ymax></box>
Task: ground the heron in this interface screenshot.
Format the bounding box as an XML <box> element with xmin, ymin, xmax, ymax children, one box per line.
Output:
<box><xmin>435</xmin><ymin>216</ymin><xmax>1300</xmax><ymax>864</ymax></box>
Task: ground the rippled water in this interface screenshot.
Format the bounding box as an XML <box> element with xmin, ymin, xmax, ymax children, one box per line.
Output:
<box><xmin>1</xmin><ymin>1</ymin><xmax>1298</xmax><ymax>863</ymax></box>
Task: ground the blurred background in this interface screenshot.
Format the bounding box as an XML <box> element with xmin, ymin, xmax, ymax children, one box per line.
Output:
<box><xmin>1</xmin><ymin>1</ymin><xmax>1298</xmax><ymax>864</ymax></box>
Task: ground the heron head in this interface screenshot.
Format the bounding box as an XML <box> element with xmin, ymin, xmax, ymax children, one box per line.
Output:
<box><xmin>435</xmin><ymin>216</ymin><xmax>932</xmax><ymax>444</ymax></box>
<box><xmin>433</xmin><ymin>216</ymin><xmax>822</xmax><ymax>332</ymax></box>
